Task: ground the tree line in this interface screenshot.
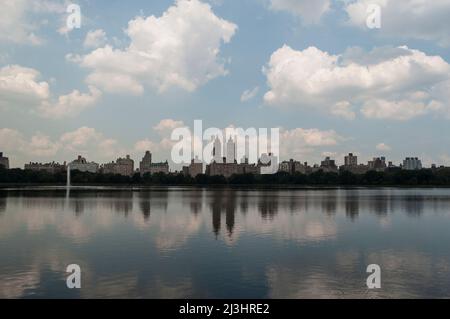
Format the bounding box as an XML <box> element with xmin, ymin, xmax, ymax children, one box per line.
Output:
<box><xmin>1</xmin><ymin>166</ymin><xmax>450</xmax><ymax>186</ymax></box>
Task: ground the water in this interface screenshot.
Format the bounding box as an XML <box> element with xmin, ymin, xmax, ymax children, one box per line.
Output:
<box><xmin>0</xmin><ymin>186</ymin><xmax>450</xmax><ymax>299</ymax></box>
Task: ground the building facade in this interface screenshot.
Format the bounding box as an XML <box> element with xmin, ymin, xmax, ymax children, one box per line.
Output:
<box><xmin>139</xmin><ymin>151</ymin><xmax>170</xmax><ymax>175</ymax></box>
<box><xmin>368</xmin><ymin>157</ymin><xmax>387</xmax><ymax>172</ymax></box>
<box><xmin>0</xmin><ymin>152</ymin><xmax>9</xmax><ymax>169</ymax></box>
<box><xmin>340</xmin><ymin>153</ymin><xmax>369</xmax><ymax>174</ymax></box>
<box><xmin>206</xmin><ymin>157</ymin><xmax>260</xmax><ymax>178</ymax></box>
<box><xmin>70</xmin><ymin>156</ymin><xmax>99</xmax><ymax>173</ymax></box>
<box><xmin>149</xmin><ymin>161</ymin><xmax>170</xmax><ymax>175</ymax></box>
<box><xmin>139</xmin><ymin>151</ymin><xmax>152</xmax><ymax>174</ymax></box>
<box><xmin>403</xmin><ymin>157</ymin><xmax>422</xmax><ymax>170</ymax></box>
<box><xmin>320</xmin><ymin>157</ymin><xmax>338</xmax><ymax>173</ymax></box>
<box><xmin>102</xmin><ymin>155</ymin><xmax>134</xmax><ymax>176</ymax></box>
<box><xmin>344</xmin><ymin>153</ymin><xmax>358</xmax><ymax>167</ymax></box>
<box><xmin>226</xmin><ymin>137</ymin><xmax>236</xmax><ymax>164</ymax></box>
<box><xmin>183</xmin><ymin>158</ymin><xmax>203</xmax><ymax>177</ymax></box>
<box><xmin>25</xmin><ymin>162</ymin><xmax>66</xmax><ymax>174</ymax></box>
<box><xmin>279</xmin><ymin>159</ymin><xmax>311</xmax><ymax>175</ymax></box>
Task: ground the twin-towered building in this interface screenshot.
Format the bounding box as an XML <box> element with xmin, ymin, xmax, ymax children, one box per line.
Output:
<box><xmin>202</xmin><ymin>136</ymin><xmax>274</xmax><ymax>178</ymax></box>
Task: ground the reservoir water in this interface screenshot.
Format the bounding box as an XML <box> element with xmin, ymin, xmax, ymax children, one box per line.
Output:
<box><xmin>0</xmin><ymin>187</ymin><xmax>450</xmax><ymax>298</ymax></box>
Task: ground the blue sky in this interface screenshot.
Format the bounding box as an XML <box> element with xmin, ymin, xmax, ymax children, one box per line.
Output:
<box><xmin>1</xmin><ymin>0</ymin><xmax>450</xmax><ymax>168</ymax></box>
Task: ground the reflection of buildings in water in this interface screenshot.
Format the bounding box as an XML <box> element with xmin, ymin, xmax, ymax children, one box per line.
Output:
<box><xmin>239</xmin><ymin>195</ymin><xmax>249</xmax><ymax>215</ymax></box>
<box><xmin>0</xmin><ymin>192</ymin><xmax>6</xmax><ymax>214</ymax></box>
<box><xmin>258</xmin><ymin>192</ymin><xmax>279</xmax><ymax>220</ymax></box>
<box><xmin>209</xmin><ymin>189</ymin><xmax>237</xmax><ymax>238</ymax></box>
<box><xmin>139</xmin><ymin>197</ymin><xmax>151</xmax><ymax>221</ymax></box>
<box><xmin>137</xmin><ymin>190</ymin><xmax>170</xmax><ymax>221</ymax></box>
<box><xmin>321</xmin><ymin>195</ymin><xmax>337</xmax><ymax>216</ymax></box>
<box><xmin>104</xmin><ymin>191</ymin><xmax>134</xmax><ymax>216</ymax></box>
<box><xmin>225</xmin><ymin>194</ymin><xmax>236</xmax><ymax>236</ymax></box>
<box><xmin>72</xmin><ymin>200</ymin><xmax>85</xmax><ymax>216</ymax></box>
<box><xmin>403</xmin><ymin>197</ymin><xmax>424</xmax><ymax>217</ymax></box>
<box><xmin>370</xmin><ymin>197</ymin><xmax>389</xmax><ymax>217</ymax></box>
<box><xmin>345</xmin><ymin>198</ymin><xmax>360</xmax><ymax>221</ymax></box>
<box><xmin>287</xmin><ymin>192</ymin><xmax>308</xmax><ymax>214</ymax></box>
<box><xmin>181</xmin><ymin>189</ymin><xmax>203</xmax><ymax>215</ymax></box>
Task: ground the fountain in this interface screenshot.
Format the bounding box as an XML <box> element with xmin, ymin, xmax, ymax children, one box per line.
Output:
<box><xmin>65</xmin><ymin>164</ymin><xmax>71</xmax><ymax>207</ymax></box>
<box><xmin>67</xmin><ymin>164</ymin><xmax>71</xmax><ymax>187</ymax></box>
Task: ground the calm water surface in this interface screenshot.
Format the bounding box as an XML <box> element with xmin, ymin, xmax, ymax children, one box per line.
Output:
<box><xmin>1</xmin><ymin>187</ymin><xmax>450</xmax><ymax>299</ymax></box>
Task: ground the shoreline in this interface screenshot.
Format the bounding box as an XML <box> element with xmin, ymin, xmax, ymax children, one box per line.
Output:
<box><xmin>2</xmin><ymin>183</ymin><xmax>450</xmax><ymax>190</ymax></box>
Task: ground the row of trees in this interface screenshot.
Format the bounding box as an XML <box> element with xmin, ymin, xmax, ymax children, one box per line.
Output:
<box><xmin>1</xmin><ymin>166</ymin><xmax>450</xmax><ymax>186</ymax></box>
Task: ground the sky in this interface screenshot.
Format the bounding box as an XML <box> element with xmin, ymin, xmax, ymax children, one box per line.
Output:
<box><xmin>1</xmin><ymin>0</ymin><xmax>450</xmax><ymax>169</ymax></box>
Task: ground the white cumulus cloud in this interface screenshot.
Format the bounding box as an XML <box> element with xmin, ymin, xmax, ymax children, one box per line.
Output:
<box><xmin>73</xmin><ymin>0</ymin><xmax>237</xmax><ymax>94</ymax></box>
<box><xmin>38</xmin><ymin>86</ymin><xmax>102</xmax><ymax>119</ymax></box>
<box><xmin>263</xmin><ymin>45</ymin><xmax>450</xmax><ymax>121</ymax></box>
<box><xmin>83</xmin><ymin>29</ymin><xmax>107</xmax><ymax>49</ymax></box>
<box><xmin>0</xmin><ymin>65</ymin><xmax>50</xmax><ymax>106</ymax></box>
<box><xmin>0</xmin><ymin>64</ymin><xmax>101</xmax><ymax>119</ymax></box>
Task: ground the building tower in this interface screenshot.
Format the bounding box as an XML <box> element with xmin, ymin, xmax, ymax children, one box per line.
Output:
<box><xmin>140</xmin><ymin>151</ymin><xmax>152</xmax><ymax>175</ymax></box>
<box><xmin>344</xmin><ymin>153</ymin><xmax>358</xmax><ymax>167</ymax></box>
<box><xmin>213</xmin><ymin>136</ymin><xmax>222</xmax><ymax>163</ymax></box>
<box><xmin>226</xmin><ymin>136</ymin><xmax>236</xmax><ymax>164</ymax></box>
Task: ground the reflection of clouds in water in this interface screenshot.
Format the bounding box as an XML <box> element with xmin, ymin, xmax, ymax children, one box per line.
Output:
<box><xmin>366</xmin><ymin>250</ymin><xmax>450</xmax><ymax>298</ymax></box>
<box><xmin>266</xmin><ymin>249</ymin><xmax>450</xmax><ymax>299</ymax></box>
<box><xmin>266</xmin><ymin>265</ymin><xmax>351</xmax><ymax>299</ymax></box>
<box><xmin>151</xmin><ymin>208</ymin><xmax>203</xmax><ymax>252</ymax></box>
<box><xmin>0</xmin><ymin>204</ymin><xmax>117</xmax><ymax>243</ymax></box>
<box><xmin>0</xmin><ymin>267</ymin><xmax>41</xmax><ymax>298</ymax></box>
<box><xmin>241</xmin><ymin>210</ymin><xmax>337</xmax><ymax>244</ymax></box>
<box><xmin>81</xmin><ymin>274</ymin><xmax>192</xmax><ymax>298</ymax></box>
<box><xmin>1</xmin><ymin>188</ymin><xmax>450</xmax><ymax>298</ymax></box>
<box><xmin>0</xmin><ymin>246</ymin><xmax>82</xmax><ymax>298</ymax></box>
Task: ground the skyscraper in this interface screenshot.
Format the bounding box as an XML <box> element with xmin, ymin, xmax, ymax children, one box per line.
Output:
<box><xmin>139</xmin><ymin>151</ymin><xmax>152</xmax><ymax>175</ymax></box>
<box><xmin>344</xmin><ymin>153</ymin><xmax>358</xmax><ymax>167</ymax></box>
<box><xmin>403</xmin><ymin>157</ymin><xmax>422</xmax><ymax>170</ymax></box>
<box><xmin>213</xmin><ymin>136</ymin><xmax>222</xmax><ymax>163</ymax></box>
<box><xmin>226</xmin><ymin>136</ymin><xmax>236</xmax><ymax>164</ymax></box>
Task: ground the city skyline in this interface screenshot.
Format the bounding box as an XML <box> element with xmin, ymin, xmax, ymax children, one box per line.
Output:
<box><xmin>1</xmin><ymin>0</ymin><xmax>450</xmax><ymax>170</ymax></box>
<box><xmin>1</xmin><ymin>147</ymin><xmax>437</xmax><ymax>175</ymax></box>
